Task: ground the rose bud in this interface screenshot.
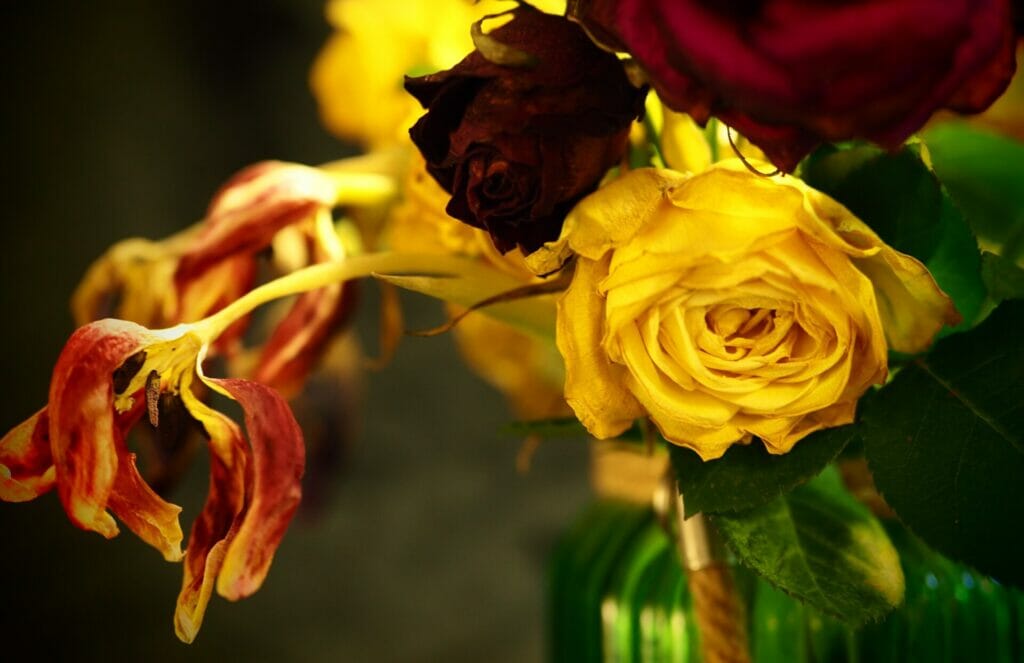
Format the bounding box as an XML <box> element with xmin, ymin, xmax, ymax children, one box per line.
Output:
<box><xmin>404</xmin><ymin>5</ymin><xmax>646</xmax><ymax>255</ymax></box>
<box><xmin>574</xmin><ymin>0</ymin><xmax>1018</xmax><ymax>172</ymax></box>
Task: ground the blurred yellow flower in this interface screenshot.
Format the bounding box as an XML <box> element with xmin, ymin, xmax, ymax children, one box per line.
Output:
<box><xmin>553</xmin><ymin>162</ymin><xmax>957</xmax><ymax>459</ymax></box>
<box><xmin>310</xmin><ymin>0</ymin><xmax>565</xmax><ymax>148</ymax></box>
<box><xmin>387</xmin><ymin>155</ymin><xmax>567</xmax><ymax>419</ymax></box>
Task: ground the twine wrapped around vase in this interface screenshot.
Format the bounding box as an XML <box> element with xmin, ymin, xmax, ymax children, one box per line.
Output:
<box><xmin>592</xmin><ymin>441</ymin><xmax>751</xmax><ymax>662</ymax></box>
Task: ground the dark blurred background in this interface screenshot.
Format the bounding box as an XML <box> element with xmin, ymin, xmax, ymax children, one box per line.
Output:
<box><xmin>0</xmin><ymin>2</ymin><xmax>590</xmax><ymax>660</ymax></box>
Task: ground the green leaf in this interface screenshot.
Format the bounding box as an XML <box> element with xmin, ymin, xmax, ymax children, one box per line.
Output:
<box><xmin>670</xmin><ymin>425</ymin><xmax>855</xmax><ymax>517</ymax></box>
<box><xmin>862</xmin><ymin>300</ymin><xmax>1024</xmax><ymax>587</ymax></box>
<box><xmin>923</xmin><ymin>123</ymin><xmax>1024</xmax><ymax>263</ymax></box>
<box><xmin>925</xmin><ymin>196</ymin><xmax>988</xmax><ymax>333</ymax></box>
<box><xmin>981</xmin><ymin>251</ymin><xmax>1024</xmax><ymax>303</ymax></box>
<box><xmin>803</xmin><ymin>145</ymin><xmax>986</xmax><ymax>332</ymax></box>
<box><xmin>711</xmin><ymin>467</ymin><xmax>904</xmax><ymax>625</ymax></box>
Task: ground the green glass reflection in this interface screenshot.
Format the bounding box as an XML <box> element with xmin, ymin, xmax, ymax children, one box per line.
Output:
<box><xmin>549</xmin><ymin>501</ymin><xmax>1023</xmax><ymax>662</ymax></box>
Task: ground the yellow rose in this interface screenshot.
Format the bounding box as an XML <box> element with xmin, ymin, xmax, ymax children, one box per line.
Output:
<box><xmin>553</xmin><ymin>161</ymin><xmax>957</xmax><ymax>459</ymax></box>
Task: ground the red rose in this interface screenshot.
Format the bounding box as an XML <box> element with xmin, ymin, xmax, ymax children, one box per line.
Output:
<box><xmin>576</xmin><ymin>0</ymin><xmax>1018</xmax><ymax>171</ymax></box>
<box><xmin>405</xmin><ymin>6</ymin><xmax>645</xmax><ymax>254</ymax></box>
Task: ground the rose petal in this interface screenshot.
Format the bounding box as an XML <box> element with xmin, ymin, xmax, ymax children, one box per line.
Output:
<box><xmin>0</xmin><ymin>408</ymin><xmax>55</xmax><ymax>502</ymax></box>
<box><xmin>558</xmin><ymin>256</ymin><xmax>645</xmax><ymax>438</ymax></box>
<box><xmin>772</xmin><ymin>164</ymin><xmax>959</xmax><ymax>352</ymax></box>
<box><xmin>851</xmin><ymin>249</ymin><xmax>960</xmax><ymax>354</ymax></box>
<box><xmin>675</xmin><ymin>162</ymin><xmax>958</xmax><ymax>353</ymax></box>
<box><xmin>579</xmin><ymin>0</ymin><xmax>1016</xmax><ymax>171</ymax></box>
<box><xmin>542</xmin><ymin>168</ymin><xmax>688</xmax><ymax>267</ymax></box>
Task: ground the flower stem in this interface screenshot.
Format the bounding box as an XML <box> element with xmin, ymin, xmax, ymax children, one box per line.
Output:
<box><xmin>324</xmin><ymin>171</ymin><xmax>397</xmax><ymax>207</ymax></box>
<box><xmin>188</xmin><ymin>252</ymin><xmax>486</xmax><ymax>345</ymax></box>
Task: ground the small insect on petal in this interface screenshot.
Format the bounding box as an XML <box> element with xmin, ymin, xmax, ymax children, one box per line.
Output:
<box><xmin>146</xmin><ymin>370</ymin><xmax>161</xmax><ymax>427</ymax></box>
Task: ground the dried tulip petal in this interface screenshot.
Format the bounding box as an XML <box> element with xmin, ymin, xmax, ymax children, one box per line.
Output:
<box><xmin>108</xmin><ymin>448</ymin><xmax>184</xmax><ymax>562</ymax></box>
<box><xmin>175</xmin><ymin>162</ymin><xmax>338</xmax><ymax>289</ymax></box>
<box><xmin>0</xmin><ymin>409</ymin><xmax>55</xmax><ymax>502</ymax></box>
<box><xmin>208</xmin><ymin>378</ymin><xmax>305</xmax><ymax>601</ymax></box>
<box><xmin>174</xmin><ymin>392</ymin><xmax>248</xmax><ymax>643</ymax></box>
<box><xmin>49</xmin><ymin>320</ymin><xmax>150</xmax><ymax>538</ymax></box>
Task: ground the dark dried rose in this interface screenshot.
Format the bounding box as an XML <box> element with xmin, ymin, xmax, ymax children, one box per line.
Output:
<box><xmin>575</xmin><ymin>0</ymin><xmax>1018</xmax><ymax>172</ymax></box>
<box><xmin>405</xmin><ymin>5</ymin><xmax>645</xmax><ymax>254</ymax></box>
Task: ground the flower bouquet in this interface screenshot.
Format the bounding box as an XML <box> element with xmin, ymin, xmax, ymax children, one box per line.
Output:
<box><xmin>3</xmin><ymin>0</ymin><xmax>1023</xmax><ymax>659</ymax></box>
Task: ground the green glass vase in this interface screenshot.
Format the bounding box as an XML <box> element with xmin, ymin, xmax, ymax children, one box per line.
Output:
<box><xmin>549</xmin><ymin>499</ymin><xmax>1023</xmax><ymax>662</ymax></box>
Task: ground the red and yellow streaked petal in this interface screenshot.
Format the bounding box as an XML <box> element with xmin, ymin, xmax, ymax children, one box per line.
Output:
<box><xmin>174</xmin><ymin>161</ymin><xmax>338</xmax><ymax>290</ymax></box>
<box><xmin>252</xmin><ymin>282</ymin><xmax>354</xmax><ymax>398</ymax></box>
<box><xmin>175</xmin><ymin>390</ymin><xmax>248</xmax><ymax>643</ymax></box>
<box><xmin>178</xmin><ymin>254</ymin><xmax>256</xmax><ymax>325</ymax></box>
<box><xmin>209</xmin><ymin>378</ymin><xmax>305</xmax><ymax>601</ymax></box>
<box><xmin>108</xmin><ymin>448</ymin><xmax>184</xmax><ymax>562</ymax></box>
<box><xmin>0</xmin><ymin>408</ymin><xmax>55</xmax><ymax>502</ymax></box>
<box><xmin>252</xmin><ymin>211</ymin><xmax>356</xmax><ymax>396</ymax></box>
<box><xmin>48</xmin><ymin>319</ymin><xmax>151</xmax><ymax>538</ymax></box>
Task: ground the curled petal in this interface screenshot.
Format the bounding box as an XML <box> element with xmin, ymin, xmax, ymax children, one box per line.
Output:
<box><xmin>660</xmin><ymin>109</ymin><xmax>713</xmax><ymax>175</ymax></box>
<box><xmin>851</xmin><ymin>249</ymin><xmax>960</xmax><ymax>354</ymax></box>
<box><xmin>175</xmin><ymin>390</ymin><xmax>248</xmax><ymax>643</ymax></box>
<box><xmin>207</xmin><ymin>378</ymin><xmax>305</xmax><ymax>601</ymax></box>
<box><xmin>365</xmin><ymin>281</ymin><xmax>403</xmax><ymax>370</ymax></box>
<box><xmin>528</xmin><ymin>168</ymin><xmax>689</xmax><ymax>273</ymax></box>
<box><xmin>0</xmin><ymin>408</ymin><xmax>55</xmax><ymax>502</ymax></box>
<box><xmin>178</xmin><ymin>254</ymin><xmax>256</xmax><ymax>324</ymax></box>
<box><xmin>253</xmin><ymin>212</ymin><xmax>358</xmax><ymax>396</ymax></box>
<box><xmin>175</xmin><ymin>162</ymin><xmax>338</xmax><ymax>290</ymax></box>
<box><xmin>557</xmin><ymin>257</ymin><xmax>645</xmax><ymax>438</ymax></box>
<box><xmin>763</xmin><ymin>165</ymin><xmax>961</xmax><ymax>352</ymax></box>
<box><xmin>108</xmin><ymin>448</ymin><xmax>184</xmax><ymax>562</ymax></box>
<box><xmin>49</xmin><ymin>320</ymin><xmax>151</xmax><ymax>538</ymax></box>
<box><xmin>70</xmin><ymin>237</ymin><xmax>185</xmax><ymax>328</ymax></box>
<box><xmin>252</xmin><ymin>283</ymin><xmax>354</xmax><ymax>398</ymax></box>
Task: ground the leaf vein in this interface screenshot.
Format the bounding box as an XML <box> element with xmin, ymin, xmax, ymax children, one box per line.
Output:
<box><xmin>915</xmin><ymin>360</ymin><xmax>1017</xmax><ymax>446</ymax></box>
